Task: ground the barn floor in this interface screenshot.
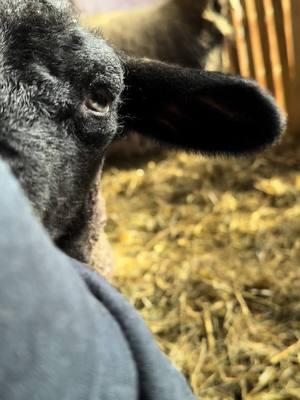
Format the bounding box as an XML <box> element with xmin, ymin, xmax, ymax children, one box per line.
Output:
<box><xmin>102</xmin><ymin>138</ymin><xmax>300</xmax><ymax>399</ymax></box>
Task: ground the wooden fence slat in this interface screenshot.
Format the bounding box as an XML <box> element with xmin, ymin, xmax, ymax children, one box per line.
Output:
<box><xmin>273</xmin><ymin>0</ymin><xmax>290</xmax><ymax>111</ymax></box>
<box><xmin>243</xmin><ymin>0</ymin><xmax>267</xmax><ymax>87</ymax></box>
<box><xmin>254</xmin><ymin>0</ymin><xmax>274</xmax><ymax>92</ymax></box>
<box><xmin>229</xmin><ymin>0</ymin><xmax>251</xmax><ymax>77</ymax></box>
<box><xmin>281</xmin><ymin>0</ymin><xmax>295</xmax><ymax>81</ymax></box>
<box><xmin>262</xmin><ymin>0</ymin><xmax>286</xmax><ymax>110</ymax></box>
<box><xmin>288</xmin><ymin>0</ymin><xmax>300</xmax><ymax>135</ymax></box>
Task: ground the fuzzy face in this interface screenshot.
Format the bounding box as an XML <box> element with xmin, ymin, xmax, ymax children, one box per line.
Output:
<box><xmin>0</xmin><ymin>0</ymin><xmax>285</xmax><ymax>264</ymax></box>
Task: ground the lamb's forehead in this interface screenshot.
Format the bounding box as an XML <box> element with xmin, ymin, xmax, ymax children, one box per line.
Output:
<box><xmin>0</xmin><ymin>0</ymin><xmax>124</xmax><ymax>85</ymax></box>
<box><xmin>47</xmin><ymin>0</ymin><xmax>72</xmax><ymax>10</ymax></box>
<box><xmin>0</xmin><ymin>0</ymin><xmax>72</xmax><ymax>14</ymax></box>
<box><xmin>0</xmin><ymin>0</ymin><xmax>77</xmax><ymax>76</ymax></box>
<box><xmin>0</xmin><ymin>0</ymin><xmax>74</xmax><ymax>29</ymax></box>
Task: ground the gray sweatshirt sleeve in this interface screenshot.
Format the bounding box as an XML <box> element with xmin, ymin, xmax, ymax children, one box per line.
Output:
<box><xmin>0</xmin><ymin>159</ymin><xmax>196</xmax><ymax>400</ymax></box>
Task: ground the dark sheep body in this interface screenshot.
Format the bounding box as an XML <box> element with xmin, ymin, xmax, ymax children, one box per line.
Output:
<box><xmin>82</xmin><ymin>0</ymin><xmax>231</xmax><ymax>158</ymax></box>
<box><xmin>83</xmin><ymin>0</ymin><xmax>228</xmax><ymax>70</ymax></box>
<box><xmin>0</xmin><ymin>0</ymin><xmax>285</xmax><ymax>273</ymax></box>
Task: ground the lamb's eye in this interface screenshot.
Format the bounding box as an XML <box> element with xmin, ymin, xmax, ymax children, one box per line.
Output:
<box><xmin>84</xmin><ymin>88</ymin><xmax>112</xmax><ymax>116</ymax></box>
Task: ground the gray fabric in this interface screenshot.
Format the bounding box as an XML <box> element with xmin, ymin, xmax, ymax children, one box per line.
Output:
<box><xmin>0</xmin><ymin>159</ymin><xmax>196</xmax><ymax>400</ymax></box>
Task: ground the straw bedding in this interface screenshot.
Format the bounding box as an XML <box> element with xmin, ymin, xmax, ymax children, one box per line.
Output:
<box><xmin>101</xmin><ymin>138</ymin><xmax>300</xmax><ymax>399</ymax></box>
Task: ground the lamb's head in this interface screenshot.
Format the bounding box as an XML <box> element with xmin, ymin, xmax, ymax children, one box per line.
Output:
<box><xmin>0</xmin><ymin>0</ymin><xmax>124</xmax><ymax>260</ymax></box>
<box><xmin>0</xmin><ymin>0</ymin><xmax>286</xmax><ymax>266</ymax></box>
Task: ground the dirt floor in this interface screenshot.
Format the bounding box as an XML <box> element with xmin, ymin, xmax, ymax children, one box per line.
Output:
<box><xmin>102</xmin><ymin>138</ymin><xmax>300</xmax><ymax>399</ymax></box>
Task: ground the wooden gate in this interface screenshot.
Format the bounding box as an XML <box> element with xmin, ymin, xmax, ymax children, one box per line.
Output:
<box><xmin>224</xmin><ymin>0</ymin><xmax>300</xmax><ymax>136</ymax></box>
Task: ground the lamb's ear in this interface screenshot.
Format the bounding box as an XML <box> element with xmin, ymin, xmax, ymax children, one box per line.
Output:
<box><xmin>119</xmin><ymin>57</ymin><xmax>286</xmax><ymax>155</ymax></box>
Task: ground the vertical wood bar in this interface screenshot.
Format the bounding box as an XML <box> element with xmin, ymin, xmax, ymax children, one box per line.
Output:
<box><xmin>243</xmin><ymin>0</ymin><xmax>267</xmax><ymax>87</ymax></box>
<box><xmin>229</xmin><ymin>0</ymin><xmax>251</xmax><ymax>77</ymax></box>
<box><xmin>288</xmin><ymin>0</ymin><xmax>300</xmax><ymax>135</ymax></box>
<box><xmin>272</xmin><ymin>0</ymin><xmax>290</xmax><ymax>111</ymax></box>
<box><xmin>225</xmin><ymin>4</ymin><xmax>240</xmax><ymax>74</ymax></box>
<box><xmin>240</xmin><ymin>0</ymin><xmax>256</xmax><ymax>77</ymax></box>
<box><xmin>262</xmin><ymin>0</ymin><xmax>286</xmax><ymax>110</ymax></box>
<box><xmin>254</xmin><ymin>0</ymin><xmax>275</xmax><ymax>93</ymax></box>
<box><xmin>281</xmin><ymin>0</ymin><xmax>295</xmax><ymax>82</ymax></box>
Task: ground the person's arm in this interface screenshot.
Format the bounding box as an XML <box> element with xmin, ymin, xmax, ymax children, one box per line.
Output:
<box><xmin>0</xmin><ymin>159</ymin><xmax>196</xmax><ymax>400</ymax></box>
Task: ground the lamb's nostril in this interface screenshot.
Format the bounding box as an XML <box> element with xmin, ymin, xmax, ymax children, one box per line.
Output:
<box><xmin>0</xmin><ymin>141</ymin><xmax>19</xmax><ymax>160</ymax></box>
